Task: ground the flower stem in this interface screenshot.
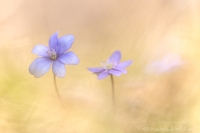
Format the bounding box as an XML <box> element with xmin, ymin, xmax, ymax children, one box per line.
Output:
<box><xmin>53</xmin><ymin>75</ymin><xmax>65</xmax><ymax>109</ymax></box>
<box><xmin>110</xmin><ymin>75</ymin><xmax>115</xmax><ymax>109</ymax></box>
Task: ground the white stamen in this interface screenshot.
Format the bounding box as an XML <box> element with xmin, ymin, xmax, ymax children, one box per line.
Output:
<box><xmin>47</xmin><ymin>49</ymin><xmax>57</xmax><ymax>60</ymax></box>
<box><xmin>101</xmin><ymin>60</ymin><xmax>116</xmax><ymax>70</ymax></box>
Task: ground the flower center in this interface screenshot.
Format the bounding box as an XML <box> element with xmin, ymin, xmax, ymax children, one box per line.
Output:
<box><xmin>47</xmin><ymin>49</ymin><xmax>57</xmax><ymax>60</ymax></box>
<box><xmin>101</xmin><ymin>60</ymin><xmax>116</xmax><ymax>70</ymax></box>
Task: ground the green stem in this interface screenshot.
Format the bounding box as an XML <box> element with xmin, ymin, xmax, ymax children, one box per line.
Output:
<box><xmin>53</xmin><ymin>75</ymin><xmax>65</xmax><ymax>109</ymax></box>
<box><xmin>110</xmin><ymin>75</ymin><xmax>115</xmax><ymax>109</ymax></box>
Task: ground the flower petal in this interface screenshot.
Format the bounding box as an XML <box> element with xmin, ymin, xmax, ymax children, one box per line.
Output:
<box><xmin>109</xmin><ymin>69</ymin><xmax>122</xmax><ymax>76</ymax></box>
<box><xmin>32</xmin><ymin>45</ymin><xmax>49</xmax><ymax>57</ymax></box>
<box><xmin>117</xmin><ymin>60</ymin><xmax>133</xmax><ymax>69</ymax></box>
<box><xmin>52</xmin><ymin>60</ymin><xmax>66</xmax><ymax>78</ymax></box>
<box><xmin>87</xmin><ymin>67</ymin><xmax>104</xmax><ymax>73</ymax></box>
<box><xmin>49</xmin><ymin>32</ymin><xmax>59</xmax><ymax>50</ymax></box>
<box><xmin>114</xmin><ymin>68</ymin><xmax>127</xmax><ymax>74</ymax></box>
<box><xmin>58</xmin><ymin>52</ymin><xmax>79</xmax><ymax>65</ymax></box>
<box><xmin>29</xmin><ymin>58</ymin><xmax>46</xmax><ymax>75</ymax></box>
<box><xmin>29</xmin><ymin>58</ymin><xmax>53</xmax><ymax>78</ymax></box>
<box><xmin>109</xmin><ymin>50</ymin><xmax>121</xmax><ymax>63</ymax></box>
<box><xmin>57</xmin><ymin>35</ymin><xmax>74</xmax><ymax>55</ymax></box>
<box><xmin>98</xmin><ymin>71</ymin><xmax>109</xmax><ymax>80</ymax></box>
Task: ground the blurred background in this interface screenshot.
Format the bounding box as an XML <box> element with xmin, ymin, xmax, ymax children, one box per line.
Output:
<box><xmin>0</xmin><ymin>0</ymin><xmax>200</xmax><ymax>132</ymax></box>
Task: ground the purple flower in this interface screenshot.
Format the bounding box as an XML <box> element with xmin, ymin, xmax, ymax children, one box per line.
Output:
<box><xmin>29</xmin><ymin>32</ymin><xmax>79</xmax><ymax>78</ymax></box>
<box><xmin>88</xmin><ymin>51</ymin><xmax>132</xmax><ymax>80</ymax></box>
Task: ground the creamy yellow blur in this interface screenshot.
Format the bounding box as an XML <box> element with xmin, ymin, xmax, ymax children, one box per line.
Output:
<box><xmin>0</xmin><ymin>0</ymin><xmax>200</xmax><ymax>132</ymax></box>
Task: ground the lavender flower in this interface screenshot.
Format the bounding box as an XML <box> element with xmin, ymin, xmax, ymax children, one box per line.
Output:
<box><xmin>88</xmin><ymin>50</ymin><xmax>132</xmax><ymax>80</ymax></box>
<box><xmin>29</xmin><ymin>32</ymin><xmax>79</xmax><ymax>78</ymax></box>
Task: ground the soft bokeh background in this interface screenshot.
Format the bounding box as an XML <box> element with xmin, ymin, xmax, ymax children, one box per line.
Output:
<box><xmin>0</xmin><ymin>0</ymin><xmax>200</xmax><ymax>132</ymax></box>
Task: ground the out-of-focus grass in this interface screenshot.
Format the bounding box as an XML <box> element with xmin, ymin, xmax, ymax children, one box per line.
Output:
<box><xmin>1</xmin><ymin>0</ymin><xmax>200</xmax><ymax>132</ymax></box>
